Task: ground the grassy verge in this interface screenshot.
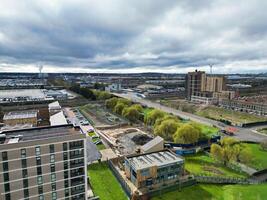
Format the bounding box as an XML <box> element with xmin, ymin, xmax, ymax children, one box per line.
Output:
<box><xmin>258</xmin><ymin>128</ymin><xmax>267</xmax><ymax>134</ymax></box>
<box><xmin>88</xmin><ymin>162</ymin><xmax>128</xmax><ymax>200</ymax></box>
<box><xmin>243</xmin><ymin>143</ymin><xmax>267</xmax><ymax>170</ymax></box>
<box><xmin>185</xmin><ymin>154</ymin><xmax>247</xmax><ymax>178</ymax></box>
<box><xmin>151</xmin><ymin>183</ymin><xmax>267</xmax><ymax>200</ymax></box>
<box><xmin>96</xmin><ymin>143</ymin><xmax>106</xmax><ymax>150</ymax></box>
<box><xmin>196</xmin><ymin>106</ymin><xmax>267</xmax><ymax>125</ymax></box>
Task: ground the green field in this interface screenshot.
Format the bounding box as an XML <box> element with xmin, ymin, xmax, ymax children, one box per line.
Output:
<box><xmin>197</xmin><ymin>106</ymin><xmax>267</xmax><ymax>125</ymax></box>
<box><xmin>88</xmin><ymin>162</ymin><xmax>127</xmax><ymax>200</ymax></box>
<box><xmin>151</xmin><ymin>184</ymin><xmax>267</xmax><ymax>200</ymax></box>
<box><xmin>96</xmin><ymin>143</ymin><xmax>106</xmax><ymax>150</ymax></box>
<box><xmin>185</xmin><ymin>154</ymin><xmax>247</xmax><ymax>178</ymax></box>
<box><xmin>243</xmin><ymin>143</ymin><xmax>267</xmax><ymax>170</ymax></box>
<box><xmin>199</xmin><ymin>124</ymin><xmax>219</xmax><ymax>137</ymax></box>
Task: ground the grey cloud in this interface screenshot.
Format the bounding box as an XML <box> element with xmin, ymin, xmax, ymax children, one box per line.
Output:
<box><xmin>0</xmin><ymin>0</ymin><xmax>267</xmax><ymax>73</ymax></box>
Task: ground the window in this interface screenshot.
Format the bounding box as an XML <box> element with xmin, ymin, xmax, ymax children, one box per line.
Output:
<box><xmin>37</xmin><ymin>176</ymin><xmax>43</xmax><ymax>185</ymax></box>
<box><xmin>69</xmin><ymin>141</ymin><xmax>83</xmax><ymax>150</ymax></box>
<box><xmin>50</xmin><ymin>144</ymin><xmax>55</xmax><ymax>153</ymax></box>
<box><xmin>4</xmin><ymin>183</ymin><xmax>10</xmax><ymax>192</ymax></box>
<box><xmin>51</xmin><ymin>173</ymin><xmax>56</xmax><ymax>182</ymax></box>
<box><xmin>52</xmin><ymin>192</ymin><xmax>57</xmax><ymax>200</ymax></box>
<box><xmin>50</xmin><ymin>154</ymin><xmax>55</xmax><ymax>163</ymax></box>
<box><xmin>63</xmin><ymin>143</ymin><xmax>68</xmax><ymax>151</ymax></box>
<box><xmin>36</xmin><ymin>156</ymin><xmax>41</xmax><ymax>166</ymax></box>
<box><xmin>52</xmin><ymin>182</ymin><xmax>56</xmax><ymax>191</ymax></box>
<box><xmin>39</xmin><ymin>195</ymin><xmax>44</xmax><ymax>200</ymax></box>
<box><xmin>22</xmin><ymin>169</ymin><xmax>28</xmax><ymax>178</ymax></box>
<box><xmin>64</xmin><ymin>161</ymin><xmax>68</xmax><ymax>170</ymax></box>
<box><xmin>35</xmin><ymin>146</ymin><xmax>41</xmax><ymax>156</ymax></box>
<box><xmin>38</xmin><ymin>186</ymin><xmax>43</xmax><ymax>194</ymax></box>
<box><xmin>5</xmin><ymin>193</ymin><xmax>10</xmax><ymax>200</ymax></box>
<box><xmin>65</xmin><ymin>188</ymin><xmax>69</xmax><ymax>197</ymax></box>
<box><xmin>3</xmin><ymin>162</ymin><xmax>9</xmax><ymax>171</ymax></box>
<box><xmin>64</xmin><ymin>180</ymin><xmax>69</xmax><ymax>188</ymax></box>
<box><xmin>2</xmin><ymin>151</ymin><xmax>8</xmax><ymax>161</ymax></box>
<box><xmin>63</xmin><ymin>152</ymin><xmax>68</xmax><ymax>160</ymax></box>
<box><xmin>141</xmin><ymin>169</ymin><xmax>150</xmax><ymax>177</ymax></box>
<box><xmin>23</xmin><ymin>179</ymin><xmax>28</xmax><ymax>188</ymax></box>
<box><xmin>64</xmin><ymin>171</ymin><xmax>69</xmax><ymax>179</ymax></box>
<box><xmin>21</xmin><ymin>159</ymin><xmax>27</xmax><ymax>168</ymax></box>
<box><xmin>21</xmin><ymin>149</ymin><xmax>26</xmax><ymax>158</ymax></box>
<box><xmin>24</xmin><ymin>188</ymin><xmax>29</xmax><ymax>198</ymax></box>
<box><xmin>51</xmin><ymin>164</ymin><xmax>55</xmax><ymax>172</ymax></box>
<box><xmin>3</xmin><ymin>173</ymin><xmax>9</xmax><ymax>182</ymax></box>
<box><xmin>37</xmin><ymin>166</ymin><xmax>42</xmax><ymax>175</ymax></box>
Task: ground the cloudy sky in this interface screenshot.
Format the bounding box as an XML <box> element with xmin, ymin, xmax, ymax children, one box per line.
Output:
<box><xmin>0</xmin><ymin>0</ymin><xmax>267</xmax><ymax>73</ymax></box>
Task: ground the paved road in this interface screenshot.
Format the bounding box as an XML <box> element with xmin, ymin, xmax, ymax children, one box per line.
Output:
<box><xmin>113</xmin><ymin>92</ymin><xmax>267</xmax><ymax>142</ymax></box>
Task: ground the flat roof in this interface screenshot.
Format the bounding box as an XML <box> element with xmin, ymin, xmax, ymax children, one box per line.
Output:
<box><xmin>50</xmin><ymin>111</ymin><xmax>68</xmax><ymax>126</ymax></box>
<box><xmin>0</xmin><ymin>124</ymin><xmax>82</xmax><ymax>145</ymax></box>
<box><xmin>127</xmin><ymin>150</ymin><xmax>183</xmax><ymax>170</ymax></box>
<box><xmin>3</xmin><ymin>110</ymin><xmax>38</xmax><ymax>120</ymax></box>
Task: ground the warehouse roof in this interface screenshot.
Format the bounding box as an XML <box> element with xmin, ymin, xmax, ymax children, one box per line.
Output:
<box><xmin>126</xmin><ymin>150</ymin><xmax>183</xmax><ymax>170</ymax></box>
<box><xmin>3</xmin><ymin>110</ymin><xmax>38</xmax><ymax>120</ymax></box>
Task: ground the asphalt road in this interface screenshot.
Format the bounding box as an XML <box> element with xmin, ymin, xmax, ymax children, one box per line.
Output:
<box><xmin>113</xmin><ymin>92</ymin><xmax>267</xmax><ymax>142</ymax></box>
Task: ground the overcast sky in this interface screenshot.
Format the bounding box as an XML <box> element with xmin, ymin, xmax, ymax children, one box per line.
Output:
<box><xmin>0</xmin><ymin>0</ymin><xmax>267</xmax><ymax>73</ymax></box>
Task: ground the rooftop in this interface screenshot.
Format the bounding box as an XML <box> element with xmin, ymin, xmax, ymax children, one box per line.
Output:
<box><xmin>49</xmin><ymin>111</ymin><xmax>68</xmax><ymax>126</ymax></box>
<box><xmin>0</xmin><ymin>124</ymin><xmax>81</xmax><ymax>145</ymax></box>
<box><xmin>141</xmin><ymin>136</ymin><xmax>164</xmax><ymax>152</ymax></box>
<box><xmin>3</xmin><ymin>110</ymin><xmax>38</xmax><ymax>120</ymax></box>
<box><xmin>127</xmin><ymin>150</ymin><xmax>184</xmax><ymax>170</ymax></box>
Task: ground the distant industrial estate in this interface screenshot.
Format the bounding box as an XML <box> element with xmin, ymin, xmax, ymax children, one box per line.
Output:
<box><xmin>0</xmin><ymin>70</ymin><xmax>267</xmax><ymax>200</ymax></box>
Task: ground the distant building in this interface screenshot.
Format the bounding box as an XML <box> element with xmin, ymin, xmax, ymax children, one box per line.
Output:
<box><xmin>205</xmin><ymin>76</ymin><xmax>226</xmax><ymax>92</ymax></box>
<box><xmin>186</xmin><ymin>70</ymin><xmax>235</xmax><ymax>103</ymax></box>
<box><xmin>105</xmin><ymin>83</ymin><xmax>122</xmax><ymax>92</ymax></box>
<box><xmin>125</xmin><ymin>150</ymin><xmax>184</xmax><ymax>192</ymax></box>
<box><xmin>219</xmin><ymin>99</ymin><xmax>267</xmax><ymax>116</ymax></box>
<box><xmin>185</xmin><ymin>70</ymin><xmax>206</xmax><ymax>100</ymax></box>
<box><xmin>0</xmin><ymin>124</ymin><xmax>87</xmax><ymax>200</ymax></box>
<box><xmin>3</xmin><ymin>111</ymin><xmax>38</xmax><ymax>127</ymax></box>
<box><xmin>48</xmin><ymin>101</ymin><xmax>62</xmax><ymax>115</ymax></box>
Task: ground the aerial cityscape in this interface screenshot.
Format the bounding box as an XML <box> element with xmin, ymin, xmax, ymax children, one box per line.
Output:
<box><xmin>1</xmin><ymin>1</ymin><xmax>267</xmax><ymax>200</ymax></box>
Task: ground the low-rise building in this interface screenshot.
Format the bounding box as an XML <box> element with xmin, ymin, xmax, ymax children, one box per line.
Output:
<box><xmin>125</xmin><ymin>150</ymin><xmax>184</xmax><ymax>191</ymax></box>
<box><xmin>3</xmin><ymin>111</ymin><xmax>38</xmax><ymax>127</ymax></box>
<box><xmin>219</xmin><ymin>99</ymin><xmax>267</xmax><ymax>116</ymax></box>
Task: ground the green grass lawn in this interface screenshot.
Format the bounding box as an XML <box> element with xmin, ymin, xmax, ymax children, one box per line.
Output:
<box><xmin>88</xmin><ymin>131</ymin><xmax>96</xmax><ymax>137</ymax></box>
<box><xmin>196</xmin><ymin>106</ymin><xmax>267</xmax><ymax>125</ymax></box>
<box><xmin>88</xmin><ymin>162</ymin><xmax>128</xmax><ymax>200</ymax></box>
<box><xmin>243</xmin><ymin>143</ymin><xmax>267</xmax><ymax>170</ymax></box>
<box><xmin>151</xmin><ymin>183</ymin><xmax>267</xmax><ymax>200</ymax></box>
<box><xmin>199</xmin><ymin>124</ymin><xmax>219</xmax><ymax>137</ymax></box>
<box><xmin>185</xmin><ymin>154</ymin><xmax>247</xmax><ymax>178</ymax></box>
<box><xmin>96</xmin><ymin>143</ymin><xmax>106</xmax><ymax>150</ymax></box>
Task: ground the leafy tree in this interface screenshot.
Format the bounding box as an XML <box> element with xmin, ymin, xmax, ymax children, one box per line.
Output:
<box><xmin>210</xmin><ymin>143</ymin><xmax>223</xmax><ymax>161</ymax></box>
<box><xmin>154</xmin><ymin>119</ymin><xmax>180</xmax><ymax>141</ymax></box>
<box><xmin>93</xmin><ymin>90</ymin><xmax>112</xmax><ymax>100</ymax></box>
<box><xmin>239</xmin><ymin>148</ymin><xmax>252</xmax><ymax>164</ymax></box>
<box><xmin>117</xmin><ymin>98</ymin><xmax>131</xmax><ymax>106</ymax></box>
<box><xmin>105</xmin><ymin>97</ymin><xmax>119</xmax><ymax>110</ymax></box>
<box><xmin>122</xmin><ymin>106</ymin><xmax>141</xmax><ymax>122</ymax></box>
<box><xmin>145</xmin><ymin>109</ymin><xmax>165</xmax><ymax>126</ymax></box>
<box><xmin>113</xmin><ymin>102</ymin><xmax>128</xmax><ymax>115</ymax></box>
<box><xmin>154</xmin><ymin>114</ymin><xmax>179</xmax><ymax>128</ymax></box>
<box><xmin>173</xmin><ymin>123</ymin><xmax>201</xmax><ymax>144</ymax></box>
<box><xmin>131</xmin><ymin>104</ymin><xmax>143</xmax><ymax>113</ymax></box>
